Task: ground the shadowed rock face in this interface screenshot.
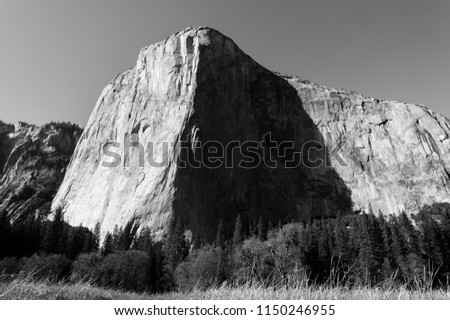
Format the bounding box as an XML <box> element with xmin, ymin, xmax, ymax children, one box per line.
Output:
<box><xmin>52</xmin><ymin>27</ymin><xmax>450</xmax><ymax>240</ymax></box>
<box><xmin>0</xmin><ymin>121</ymin><xmax>81</xmax><ymax>220</ymax></box>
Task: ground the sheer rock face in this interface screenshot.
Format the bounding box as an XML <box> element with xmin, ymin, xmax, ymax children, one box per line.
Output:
<box><xmin>0</xmin><ymin>121</ymin><xmax>81</xmax><ymax>219</ymax></box>
<box><xmin>287</xmin><ymin>78</ymin><xmax>450</xmax><ymax>215</ymax></box>
<box><xmin>52</xmin><ymin>27</ymin><xmax>450</xmax><ymax>240</ymax></box>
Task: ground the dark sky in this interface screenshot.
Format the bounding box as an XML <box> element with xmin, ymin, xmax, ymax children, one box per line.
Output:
<box><xmin>1</xmin><ymin>0</ymin><xmax>449</xmax><ymax>126</ymax></box>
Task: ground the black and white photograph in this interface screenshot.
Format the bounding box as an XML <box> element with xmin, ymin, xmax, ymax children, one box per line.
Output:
<box><xmin>0</xmin><ymin>0</ymin><xmax>450</xmax><ymax>318</ymax></box>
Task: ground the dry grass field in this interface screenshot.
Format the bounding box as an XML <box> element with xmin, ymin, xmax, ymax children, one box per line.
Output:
<box><xmin>1</xmin><ymin>278</ymin><xmax>450</xmax><ymax>300</ymax></box>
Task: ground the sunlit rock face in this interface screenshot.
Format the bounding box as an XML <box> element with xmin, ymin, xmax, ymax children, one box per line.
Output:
<box><xmin>52</xmin><ymin>27</ymin><xmax>450</xmax><ymax>240</ymax></box>
<box><xmin>287</xmin><ymin>78</ymin><xmax>450</xmax><ymax>215</ymax></box>
<box><xmin>0</xmin><ymin>121</ymin><xmax>81</xmax><ymax>220</ymax></box>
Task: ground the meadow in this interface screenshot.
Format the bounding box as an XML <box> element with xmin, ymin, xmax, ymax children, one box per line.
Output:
<box><xmin>1</xmin><ymin>278</ymin><xmax>450</xmax><ymax>300</ymax></box>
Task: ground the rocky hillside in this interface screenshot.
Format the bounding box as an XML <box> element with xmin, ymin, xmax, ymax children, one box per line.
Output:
<box><xmin>0</xmin><ymin>121</ymin><xmax>81</xmax><ymax>220</ymax></box>
<box><xmin>52</xmin><ymin>27</ymin><xmax>450</xmax><ymax>241</ymax></box>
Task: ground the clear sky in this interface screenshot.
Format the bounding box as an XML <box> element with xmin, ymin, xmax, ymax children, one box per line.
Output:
<box><xmin>1</xmin><ymin>0</ymin><xmax>449</xmax><ymax>126</ymax></box>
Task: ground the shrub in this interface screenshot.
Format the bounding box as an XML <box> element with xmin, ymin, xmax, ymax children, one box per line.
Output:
<box><xmin>238</xmin><ymin>237</ymin><xmax>273</xmax><ymax>284</ymax></box>
<box><xmin>20</xmin><ymin>254</ymin><xmax>71</xmax><ymax>281</ymax></box>
<box><xmin>0</xmin><ymin>257</ymin><xmax>20</xmax><ymax>275</ymax></box>
<box><xmin>175</xmin><ymin>246</ymin><xmax>227</xmax><ymax>290</ymax></box>
<box><xmin>96</xmin><ymin>250</ymin><xmax>150</xmax><ymax>291</ymax></box>
<box><xmin>71</xmin><ymin>253</ymin><xmax>103</xmax><ymax>283</ymax></box>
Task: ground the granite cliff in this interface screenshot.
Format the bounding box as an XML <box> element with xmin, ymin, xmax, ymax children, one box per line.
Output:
<box><xmin>51</xmin><ymin>27</ymin><xmax>450</xmax><ymax>240</ymax></box>
<box><xmin>0</xmin><ymin>121</ymin><xmax>81</xmax><ymax>220</ymax></box>
<box><xmin>287</xmin><ymin>77</ymin><xmax>450</xmax><ymax>216</ymax></box>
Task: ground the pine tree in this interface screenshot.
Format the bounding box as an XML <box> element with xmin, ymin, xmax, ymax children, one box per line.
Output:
<box><xmin>368</xmin><ymin>203</ymin><xmax>375</xmax><ymax>215</ymax></box>
<box><xmin>164</xmin><ymin>216</ymin><xmax>188</xmax><ymax>271</ymax></box>
<box><xmin>325</xmin><ymin>219</ymin><xmax>336</xmax><ymax>256</ymax></box>
<box><xmin>102</xmin><ymin>232</ymin><xmax>113</xmax><ymax>256</ymax></box>
<box><xmin>316</xmin><ymin>219</ymin><xmax>328</xmax><ymax>258</ymax></box>
<box><xmin>191</xmin><ymin>232</ymin><xmax>201</xmax><ymax>250</ymax></box>
<box><xmin>267</xmin><ymin>220</ymin><xmax>274</xmax><ymax>232</ymax></box>
<box><xmin>11</xmin><ymin>218</ymin><xmax>27</xmax><ymax>257</ymax></box>
<box><xmin>355</xmin><ymin>213</ymin><xmax>384</xmax><ymax>285</ymax></box>
<box><xmin>0</xmin><ymin>210</ymin><xmax>11</xmax><ymax>258</ymax></box>
<box><xmin>24</xmin><ymin>216</ymin><xmax>41</xmax><ymax>256</ymax></box>
<box><xmin>347</xmin><ymin>215</ymin><xmax>361</xmax><ymax>262</ymax></box>
<box><xmin>367</xmin><ymin>213</ymin><xmax>385</xmax><ymax>281</ymax></box>
<box><xmin>377</xmin><ymin>214</ymin><xmax>394</xmax><ymax>279</ymax></box>
<box><xmin>302</xmin><ymin>220</ymin><xmax>320</xmax><ymax>279</ymax></box>
<box><xmin>215</xmin><ymin>218</ymin><xmax>226</xmax><ymax>248</ymax></box>
<box><xmin>111</xmin><ymin>225</ymin><xmax>121</xmax><ymax>252</ymax></box>
<box><xmin>42</xmin><ymin>207</ymin><xmax>65</xmax><ymax>254</ymax></box>
<box><xmin>67</xmin><ymin>226</ymin><xmax>85</xmax><ymax>259</ymax></box>
<box><xmin>59</xmin><ymin>224</ymin><xmax>70</xmax><ymax>255</ymax></box>
<box><xmin>249</xmin><ymin>219</ymin><xmax>257</xmax><ymax>237</ymax></box>
<box><xmin>232</xmin><ymin>214</ymin><xmax>243</xmax><ymax>248</ymax></box>
<box><xmin>257</xmin><ymin>215</ymin><xmax>266</xmax><ymax>241</ymax></box>
<box><xmin>333</xmin><ymin>214</ymin><xmax>349</xmax><ymax>262</ymax></box>
<box><xmin>416</xmin><ymin>203</ymin><xmax>450</xmax><ymax>281</ymax></box>
<box><xmin>398</xmin><ymin>211</ymin><xmax>420</xmax><ymax>256</ymax></box>
<box><xmin>439</xmin><ymin>208</ymin><xmax>450</xmax><ymax>274</ymax></box>
<box><xmin>389</xmin><ymin>215</ymin><xmax>412</xmax><ymax>280</ymax></box>
<box><xmin>81</xmin><ymin>230</ymin><xmax>95</xmax><ymax>253</ymax></box>
<box><xmin>118</xmin><ymin>220</ymin><xmax>137</xmax><ymax>251</ymax></box>
<box><xmin>277</xmin><ymin>219</ymin><xmax>282</xmax><ymax>231</ymax></box>
<box><xmin>417</xmin><ymin>214</ymin><xmax>443</xmax><ymax>268</ymax></box>
<box><xmin>148</xmin><ymin>242</ymin><xmax>165</xmax><ymax>293</ymax></box>
<box><xmin>133</xmin><ymin>227</ymin><xmax>153</xmax><ymax>251</ymax></box>
<box><xmin>316</xmin><ymin>219</ymin><xmax>331</xmax><ymax>281</ymax></box>
<box><xmin>93</xmin><ymin>222</ymin><xmax>101</xmax><ymax>252</ymax></box>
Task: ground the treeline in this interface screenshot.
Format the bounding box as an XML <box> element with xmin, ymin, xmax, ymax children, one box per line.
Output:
<box><xmin>1</xmin><ymin>203</ymin><xmax>450</xmax><ymax>293</ymax></box>
<box><xmin>173</xmin><ymin>202</ymin><xmax>450</xmax><ymax>290</ymax></box>
<box><xmin>0</xmin><ymin>208</ymin><xmax>99</xmax><ymax>281</ymax></box>
<box><xmin>0</xmin><ymin>207</ymin><xmax>168</xmax><ymax>292</ymax></box>
<box><xmin>0</xmin><ymin>208</ymin><xmax>98</xmax><ymax>259</ymax></box>
<box><xmin>44</xmin><ymin>121</ymin><xmax>82</xmax><ymax>131</ymax></box>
